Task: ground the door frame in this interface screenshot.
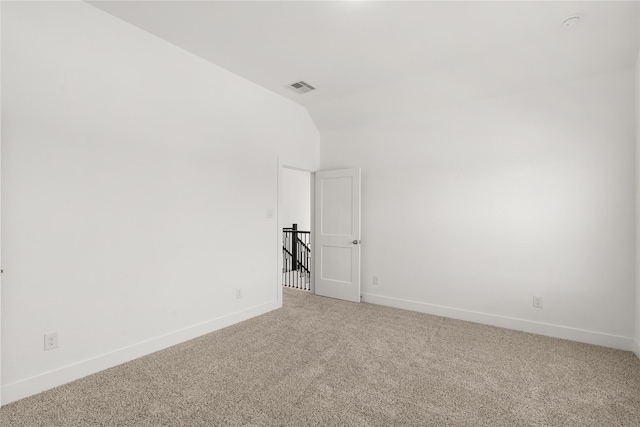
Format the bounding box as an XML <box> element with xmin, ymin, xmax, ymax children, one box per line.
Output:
<box><xmin>276</xmin><ymin>159</ymin><xmax>315</xmax><ymax>305</ymax></box>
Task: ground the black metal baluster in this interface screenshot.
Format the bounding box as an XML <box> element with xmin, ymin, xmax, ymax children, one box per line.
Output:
<box><xmin>306</xmin><ymin>233</ymin><xmax>310</xmax><ymax>290</ymax></box>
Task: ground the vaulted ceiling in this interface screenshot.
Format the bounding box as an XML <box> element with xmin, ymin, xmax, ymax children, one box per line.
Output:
<box><xmin>89</xmin><ymin>1</ymin><xmax>639</xmax><ymax>132</ymax></box>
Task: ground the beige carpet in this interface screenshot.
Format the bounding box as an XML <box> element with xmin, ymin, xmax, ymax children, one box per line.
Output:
<box><xmin>2</xmin><ymin>288</ymin><xmax>640</xmax><ymax>426</ymax></box>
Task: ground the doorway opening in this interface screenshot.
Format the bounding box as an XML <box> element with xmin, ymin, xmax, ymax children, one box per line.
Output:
<box><xmin>281</xmin><ymin>167</ymin><xmax>312</xmax><ymax>291</ymax></box>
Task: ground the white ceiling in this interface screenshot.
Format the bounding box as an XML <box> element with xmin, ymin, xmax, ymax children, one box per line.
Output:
<box><xmin>89</xmin><ymin>1</ymin><xmax>639</xmax><ymax>132</ymax></box>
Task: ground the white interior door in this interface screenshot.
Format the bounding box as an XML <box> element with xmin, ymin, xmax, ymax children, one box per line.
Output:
<box><xmin>314</xmin><ymin>168</ymin><xmax>361</xmax><ymax>302</ymax></box>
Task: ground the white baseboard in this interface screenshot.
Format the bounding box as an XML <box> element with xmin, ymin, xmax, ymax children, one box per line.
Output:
<box><xmin>361</xmin><ymin>293</ymin><xmax>634</xmax><ymax>352</ymax></box>
<box><xmin>1</xmin><ymin>300</ymin><xmax>280</xmax><ymax>406</ymax></box>
<box><xmin>633</xmin><ymin>338</ymin><xmax>640</xmax><ymax>360</ymax></box>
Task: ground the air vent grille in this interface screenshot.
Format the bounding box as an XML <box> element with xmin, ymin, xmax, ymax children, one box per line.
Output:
<box><xmin>289</xmin><ymin>81</ymin><xmax>316</xmax><ymax>94</ymax></box>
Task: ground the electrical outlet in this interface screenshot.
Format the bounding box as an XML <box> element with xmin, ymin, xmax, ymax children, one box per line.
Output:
<box><xmin>236</xmin><ymin>288</ymin><xmax>243</xmax><ymax>299</ymax></box>
<box><xmin>372</xmin><ymin>275</ymin><xmax>379</xmax><ymax>285</ymax></box>
<box><xmin>44</xmin><ymin>332</ymin><xmax>58</xmax><ymax>351</ymax></box>
<box><xmin>533</xmin><ymin>296</ymin><xmax>543</xmax><ymax>309</ymax></box>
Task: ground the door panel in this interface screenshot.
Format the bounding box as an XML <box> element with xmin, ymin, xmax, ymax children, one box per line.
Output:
<box><xmin>320</xmin><ymin>246</ymin><xmax>352</xmax><ymax>283</ymax></box>
<box><xmin>314</xmin><ymin>168</ymin><xmax>361</xmax><ymax>302</ymax></box>
<box><xmin>321</xmin><ymin>176</ymin><xmax>353</xmax><ymax>235</ymax></box>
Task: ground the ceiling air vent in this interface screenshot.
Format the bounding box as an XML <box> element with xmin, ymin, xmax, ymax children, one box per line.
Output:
<box><xmin>289</xmin><ymin>81</ymin><xmax>316</xmax><ymax>94</ymax></box>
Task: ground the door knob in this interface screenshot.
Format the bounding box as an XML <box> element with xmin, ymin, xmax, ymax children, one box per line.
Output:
<box><xmin>352</xmin><ymin>240</ymin><xmax>361</xmax><ymax>245</ymax></box>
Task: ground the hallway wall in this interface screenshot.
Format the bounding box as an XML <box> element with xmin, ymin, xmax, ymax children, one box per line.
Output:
<box><xmin>282</xmin><ymin>168</ymin><xmax>311</xmax><ymax>232</ymax></box>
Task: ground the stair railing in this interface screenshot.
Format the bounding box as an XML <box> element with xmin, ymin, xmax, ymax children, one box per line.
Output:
<box><xmin>283</xmin><ymin>224</ymin><xmax>311</xmax><ymax>291</ymax></box>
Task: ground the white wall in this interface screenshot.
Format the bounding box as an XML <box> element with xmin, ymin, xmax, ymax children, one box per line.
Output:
<box><xmin>282</xmin><ymin>168</ymin><xmax>311</xmax><ymax>231</ymax></box>
<box><xmin>1</xmin><ymin>1</ymin><xmax>319</xmax><ymax>404</ymax></box>
<box><xmin>0</xmin><ymin>0</ymin><xmax>3</xmax><ymax>406</ymax></box>
<box><xmin>635</xmin><ymin>19</ymin><xmax>640</xmax><ymax>358</ymax></box>
<box><xmin>321</xmin><ymin>69</ymin><xmax>636</xmax><ymax>349</ymax></box>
